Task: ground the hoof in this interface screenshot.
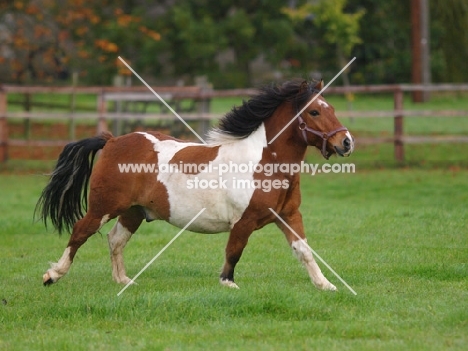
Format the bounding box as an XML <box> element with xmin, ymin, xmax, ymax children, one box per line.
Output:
<box><xmin>43</xmin><ymin>272</ymin><xmax>54</xmax><ymax>286</ymax></box>
<box><xmin>220</xmin><ymin>278</ymin><xmax>239</xmax><ymax>289</ymax></box>
<box><xmin>315</xmin><ymin>281</ymin><xmax>337</xmax><ymax>292</ymax></box>
<box><xmin>119</xmin><ymin>278</ymin><xmax>137</xmax><ymax>286</ymax></box>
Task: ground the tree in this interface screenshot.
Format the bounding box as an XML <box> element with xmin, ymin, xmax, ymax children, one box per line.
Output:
<box><xmin>161</xmin><ymin>3</ymin><xmax>227</xmax><ymax>77</ymax></box>
<box><xmin>347</xmin><ymin>0</ymin><xmax>468</xmax><ymax>84</ymax></box>
<box><xmin>155</xmin><ymin>0</ymin><xmax>297</xmax><ymax>87</ymax></box>
<box><xmin>343</xmin><ymin>0</ymin><xmax>411</xmax><ymax>84</ymax></box>
<box><xmin>2</xmin><ymin>0</ymin><xmax>465</xmax><ymax>87</ymax></box>
<box><xmin>431</xmin><ymin>0</ymin><xmax>468</xmax><ymax>82</ymax></box>
<box><xmin>221</xmin><ymin>2</ymin><xmax>295</xmax><ymax>86</ymax></box>
<box><xmin>0</xmin><ymin>0</ymin><xmax>162</xmax><ymax>84</ymax></box>
<box><xmin>283</xmin><ymin>0</ymin><xmax>365</xmax><ymax>84</ymax></box>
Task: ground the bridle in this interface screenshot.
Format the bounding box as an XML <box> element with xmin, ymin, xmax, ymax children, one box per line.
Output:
<box><xmin>292</xmin><ymin>85</ymin><xmax>349</xmax><ymax>159</ymax></box>
<box><xmin>297</xmin><ymin>114</ymin><xmax>348</xmax><ymax>160</ymax></box>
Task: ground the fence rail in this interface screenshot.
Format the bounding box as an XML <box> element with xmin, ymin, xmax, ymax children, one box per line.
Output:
<box><xmin>1</xmin><ymin>83</ymin><xmax>467</xmax><ymax>163</ymax></box>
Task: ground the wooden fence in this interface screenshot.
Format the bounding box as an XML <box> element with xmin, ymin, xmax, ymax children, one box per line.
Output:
<box><xmin>0</xmin><ymin>83</ymin><xmax>467</xmax><ymax>163</ymax></box>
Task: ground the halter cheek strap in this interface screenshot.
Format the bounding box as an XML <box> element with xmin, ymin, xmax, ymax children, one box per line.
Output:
<box><xmin>297</xmin><ymin>115</ymin><xmax>348</xmax><ymax>159</ymax></box>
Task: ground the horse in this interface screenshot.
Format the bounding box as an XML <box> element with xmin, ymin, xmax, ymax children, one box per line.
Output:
<box><xmin>36</xmin><ymin>79</ymin><xmax>354</xmax><ymax>291</ymax></box>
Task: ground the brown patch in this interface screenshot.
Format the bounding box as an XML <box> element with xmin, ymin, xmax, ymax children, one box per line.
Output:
<box><xmin>118</xmin><ymin>206</ymin><xmax>145</xmax><ymax>233</ymax></box>
<box><xmin>240</xmin><ymin>146</ymin><xmax>303</xmax><ymax>230</ymax></box>
<box><xmin>89</xmin><ymin>132</ymin><xmax>171</xmax><ymax>221</ymax></box>
<box><xmin>169</xmin><ymin>145</ymin><xmax>220</xmax><ymax>175</ymax></box>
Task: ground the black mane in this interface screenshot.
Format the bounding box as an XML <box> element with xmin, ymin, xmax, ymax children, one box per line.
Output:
<box><xmin>216</xmin><ymin>79</ymin><xmax>320</xmax><ymax>138</ymax></box>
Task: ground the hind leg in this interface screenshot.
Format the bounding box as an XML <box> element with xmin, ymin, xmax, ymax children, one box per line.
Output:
<box><xmin>43</xmin><ymin>212</ymin><xmax>112</xmax><ymax>285</ymax></box>
<box><xmin>108</xmin><ymin>206</ymin><xmax>144</xmax><ymax>284</ymax></box>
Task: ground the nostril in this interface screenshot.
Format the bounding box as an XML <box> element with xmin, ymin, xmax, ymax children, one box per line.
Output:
<box><xmin>343</xmin><ymin>137</ymin><xmax>351</xmax><ymax>149</ymax></box>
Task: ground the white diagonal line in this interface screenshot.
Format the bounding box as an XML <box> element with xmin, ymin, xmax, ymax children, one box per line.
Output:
<box><xmin>117</xmin><ymin>56</ymin><xmax>207</xmax><ymax>144</ymax></box>
<box><xmin>268</xmin><ymin>208</ymin><xmax>357</xmax><ymax>295</ymax></box>
<box><xmin>268</xmin><ymin>57</ymin><xmax>356</xmax><ymax>144</ymax></box>
<box><xmin>117</xmin><ymin>208</ymin><xmax>206</xmax><ymax>296</ymax></box>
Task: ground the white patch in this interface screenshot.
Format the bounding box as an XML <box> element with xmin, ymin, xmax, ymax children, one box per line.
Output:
<box><xmin>137</xmin><ymin>125</ymin><xmax>267</xmax><ymax>234</ymax></box>
<box><xmin>317</xmin><ymin>99</ymin><xmax>329</xmax><ymax>108</ymax></box>
<box><xmin>291</xmin><ymin>240</ymin><xmax>336</xmax><ymax>291</ymax></box>
<box><xmin>345</xmin><ymin>131</ymin><xmax>352</xmax><ymax>141</ymax></box>
<box><xmin>108</xmin><ymin>221</ymin><xmax>133</xmax><ymax>284</ymax></box>
<box><xmin>46</xmin><ymin>247</ymin><xmax>72</xmax><ymax>282</ymax></box>
<box><xmin>207</xmin><ymin>129</ymin><xmax>243</xmax><ymax>144</ymax></box>
<box><xmin>220</xmin><ymin>278</ymin><xmax>240</xmax><ymax>289</ymax></box>
<box><xmin>344</xmin><ymin>130</ymin><xmax>354</xmax><ymax>155</ymax></box>
<box><xmin>100</xmin><ymin>214</ymin><xmax>110</xmax><ymax>229</ymax></box>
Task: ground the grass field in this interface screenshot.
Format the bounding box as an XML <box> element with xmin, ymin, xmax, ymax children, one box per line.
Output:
<box><xmin>1</xmin><ymin>169</ymin><xmax>467</xmax><ymax>350</ymax></box>
<box><xmin>2</xmin><ymin>89</ymin><xmax>468</xmax><ymax>349</ymax></box>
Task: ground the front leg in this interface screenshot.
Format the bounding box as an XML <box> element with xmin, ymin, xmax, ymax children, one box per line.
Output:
<box><xmin>220</xmin><ymin>219</ymin><xmax>256</xmax><ymax>289</ymax></box>
<box><xmin>275</xmin><ymin>210</ymin><xmax>336</xmax><ymax>291</ymax></box>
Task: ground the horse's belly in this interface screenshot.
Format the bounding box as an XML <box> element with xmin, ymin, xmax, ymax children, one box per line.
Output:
<box><xmin>161</xmin><ymin>163</ymin><xmax>256</xmax><ymax>234</ymax></box>
<box><xmin>166</xmin><ymin>187</ymin><xmax>251</xmax><ymax>233</ymax></box>
<box><xmin>179</xmin><ymin>219</ymin><xmax>231</xmax><ymax>234</ymax></box>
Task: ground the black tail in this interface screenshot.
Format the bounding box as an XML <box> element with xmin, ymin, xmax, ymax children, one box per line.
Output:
<box><xmin>35</xmin><ymin>132</ymin><xmax>113</xmax><ymax>234</ymax></box>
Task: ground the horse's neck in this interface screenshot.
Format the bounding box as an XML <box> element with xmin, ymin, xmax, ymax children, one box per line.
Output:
<box><xmin>262</xmin><ymin>104</ymin><xmax>308</xmax><ymax>164</ymax></box>
<box><xmin>226</xmin><ymin>123</ymin><xmax>268</xmax><ymax>159</ymax></box>
<box><xmin>218</xmin><ymin>123</ymin><xmax>307</xmax><ymax>164</ymax></box>
<box><xmin>268</xmin><ymin>141</ymin><xmax>307</xmax><ymax>165</ymax></box>
<box><xmin>264</xmin><ymin>130</ymin><xmax>308</xmax><ymax>164</ymax></box>
<box><xmin>230</xmin><ymin>122</ymin><xmax>307</xmax><ymax>165</ymax></box>
<box><xmin>219</xmin><ymin>123</ymin><xmax>268</xmax><ymax>162</ymax></box>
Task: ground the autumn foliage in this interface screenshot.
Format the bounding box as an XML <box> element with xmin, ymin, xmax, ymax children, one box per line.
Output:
<box><xmin>0</xmin><ymin>0</ymin><xmax>161</xmax><ymax>84</ymax></box>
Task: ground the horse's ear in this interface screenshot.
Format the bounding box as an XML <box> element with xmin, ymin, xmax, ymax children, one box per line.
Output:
<box><xmin>314</xmin><ymin>79</ymin><xmax>324</xmax><ymax>91</ymax></box>
<box><xmin>299</xmin><ymin>80</ymin><xmax>309</xmax><ymax>93</ymax></box>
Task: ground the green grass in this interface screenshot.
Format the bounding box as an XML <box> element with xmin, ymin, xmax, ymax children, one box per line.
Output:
<box><xmin>0</xmin><ymin>170</ymin><xmax>467</xmax><ymax>350</ymax></box>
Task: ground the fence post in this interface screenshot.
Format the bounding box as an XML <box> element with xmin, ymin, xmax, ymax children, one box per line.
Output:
<box><xmin>394</xmin><ymin>89</ymin><xmax>404</xmax><ymax>162</ymax></box>
<box><xmin>97</xmin><ymin>89</ymin><xmax>108</xmax><ymax>134</ymax></box>
<box><xmin>0</xmin><ymin>89</ymin><xmax>8</xmax><ymax>162</ymax></box>
<box><xmin>195</xmin><ymin>76</ymin><xmax>212</xmax><ymax>140</ymax></box>
<box><xmin>112</xmin><ymin>75</ymin><xmax>125</xmax><ymax>136</ymax></box>
<box><xmin>23</xmin><ymin>93</ymin><xmax>32</xmax><ymax>141</ymax></box>
<box><xmin>68</xmin><ymin>72</ymin><xmax>78</xmax><ymax>141</ymax></box>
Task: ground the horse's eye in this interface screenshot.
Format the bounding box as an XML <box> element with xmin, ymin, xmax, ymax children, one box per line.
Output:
<box><xmin>309</xmin><ymin>110</ymin><xmax>319</xmax><ymax>117</ymax></box>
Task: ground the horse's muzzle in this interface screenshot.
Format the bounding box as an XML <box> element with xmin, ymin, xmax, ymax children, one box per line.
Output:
<box><xmin>334</xmin><ymin>134</ymin><xmax>354</xmax><ymax>157</ymax></box>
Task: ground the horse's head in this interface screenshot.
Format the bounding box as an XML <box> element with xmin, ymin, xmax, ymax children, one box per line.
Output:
<box><xmin>295</xmin><ymin>80</ymin><xmax>354</xmax><ymax>159</ymax></box>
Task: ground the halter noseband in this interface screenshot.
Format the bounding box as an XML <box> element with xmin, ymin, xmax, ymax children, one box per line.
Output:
<box><xmin>297</xmin><ymin>114</ymin><xmax>348</xmax><ymax>160</ymax></box>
